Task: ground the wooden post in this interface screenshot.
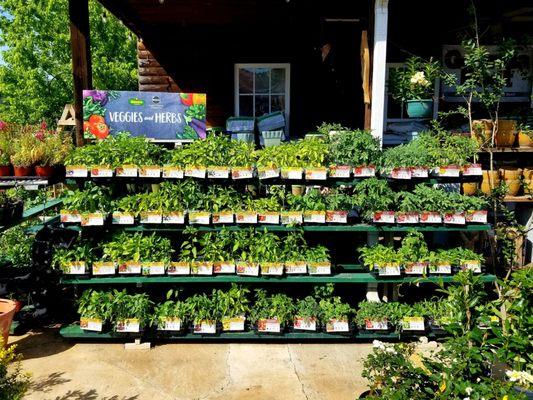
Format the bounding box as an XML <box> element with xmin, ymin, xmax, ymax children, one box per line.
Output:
<box><xmin>69</xmin><ymin>0</ymin><xmax>92</xmax><ymax>146</ymax></box>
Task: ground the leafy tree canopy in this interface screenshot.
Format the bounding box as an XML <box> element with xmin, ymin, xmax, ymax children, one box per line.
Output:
<box><xmin>0</xmin><ymin>0</ymin><xmax>137</xmax><ymax>123</ymax></box>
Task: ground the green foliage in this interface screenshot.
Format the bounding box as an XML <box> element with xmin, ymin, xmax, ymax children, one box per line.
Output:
<box><xmin>0</xmin><ymin>225</ymin><xmax>34</xmax><ymax>267</ymax></box>
<box><xmin>256</xmin><ymin>139</ymin><xmax>328</xmax><ymax>168</ymax></box>
<box><xmin>248</xmin><ymin>289</ymin><xmax>294</xmax><ymax>325</ymax></box>
<box><xmin>319</xmin><ymin>296</ymin><xmax>354</xmax><ymax>322</ymax></box>
<box><xmin>62</xmin><ymin>183</ymin><xmax>113</xmax><ymax>213</ymax></box>
<box><xmin>353</xmin><ymin>178</ymin><xmax>395</xmax><ymax>220</ymax></box>
<box><xmin>185</xmin><ymin>291</ymin><xmax>220</xmax><ymax>322</ymax></box>
<box><xmin>327</xmin><ymin>130</ymin><xmax>381</xmax><ymax>166</ymax></box>
<box><xmin>52</xmin><ymin>243</ymin><xmax>94</xmax><ymax>272</ymax></box>
<box><xmin>102</xmin><ymin>232</ymin><xmax>172</xmax><ymax>263</ymax></box>
<box><xmin>358</xmin><ymin>244</ymin><xmax>397</xmax><ymax>270</ymax></box>
<box><xmin>388</xmin><ymin>56</ymin><xmax>440</xmax><ymax>102</ymax></box>
<box><xmin>0</xmin><ymin>0</ymin><xmax>137</xmax><ymax>123</ymax></box>
<box><xmin>397</xmin><ymin>230</ymin><xmax>429</xmax><ymax>263</ymax></box>
<box><xmin>295</xmin><ymin>296</ymin><xmax>322</xmax><ymax>322</ymax></box>
<box><xmin>109</xmin><ymin>290</ymin><xmax>153</xmax><ymax>327</ymax></box>
<box><xmin>215</xmin><ymin>284</ymin><xmax>250</xmax><ymax>319</ymax></box>
<box><xmin>0</xmin><ymin>342</ymin><xmax>31</xmax><ymax>400</ymax></box>
<box><xmin>396</xmin><ymin>185</ymin><xmax>487</xmax><ymax>213</ymax></box>
<box><xmin>77</xmin><ymin>289</ymin><xmax>113</xmax><ymax>320</ymax></box>
<box><xmin>316</xmin><ymin>122</ymin><xmax>348</xmax><ymax>135</ymax></box>
<box><xmin>355</xmin><ymin>301</ymin><xmax>404</xmax><ymax>327</ymax></box>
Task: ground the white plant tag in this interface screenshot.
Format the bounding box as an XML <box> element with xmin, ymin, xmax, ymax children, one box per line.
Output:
<box><xmin>236</xmin><ymin>262</ymin><xmax>259</xmax><ymax>276</ymax></box>
<box><xmin>353</xmin><ymin>165</ymin><xmax>376</xmax><ymax>177</ymax></box>
<box><xmin>304</xmin><ymin>211</ymin><xmax>326</xmax><ymax>224</ymax></box>
<box><xmin>159</xmin><ymin>318</ymin><xmax>182</xmax><ymax>331</ymax></box>
<box><xmin>115</xmin><ymin>165</ymin><xmax>138</xmax><ymax>177</ymax></box>
<box><xmin>396</xmin><ymin>212</ymin><xmax>419</xmax><ymax>224</ymax></box>
<box><xmin>326</xmin><ymin>319</ymin><xmax>349</xmax><ymax>332</ymax></box>
<box><xmin>90</xmin><ymin>166</ymin><xmax>113</xmax><ymax>177</ymax></box>
<box><xmin>192</xmin><ymin>262</ymin><xmax>213</xmax><ymax>275</ymax></box>
<box><xmin>391</xmin><ymin>167</ymin><xmax>412</xmax><ymax>180</ymax></box>
<box><xmin>404</xmin><ymin>262</ymin><xmax>428</xmax><ymax>275</ymax></box>
<box><xmin>305</xmin><ymin>168</ymin><xmax>327</xmax><ymax>181</ymax></box>
<box><xmin>293</xmin><ymin>317</ymin><xmax>317</xmax><ymax>331</ymax></box>
<box><xmin>436</xmin><ymin>165</ymin><xmax>460</xmax><ymax>177</ymax></box>
<box><xmin>162</xmin><ymin>212</ymin><xmax>185</xmax><ymax>224</ymax></box>
<box><xmin>430</xmin><ymin>263</ymin><xmax>452</xmax><ymax>274</ymax></box>
<box><xmin>378</xmin><ymin>264</ymin><xmax>401</xmax><ymax>276</ymax></box>
<box><xmin>365</xmin><ymin>320</ymin><xmax>388</xmax><ymax>330</ymax></box>
<box><xmin>329</xmin><ymin>165</ymin><xmax>351</xmax><ymax>178</ymax></box>
<box><xmin>80</xmin><ymin>213</ymin><xmax>105</xmax><ymax>226</ymax></box>
<box><xmin>112</xmin><ymin>212</ymin><xmax>135</xmax><ymax>225</ymax></box>
<box><xmin>411</xmin><ymin>167</ymin><xmax>429</xmax><ymax>178</ymax></box>
<box><xmin>462</xmin><ymin>164</ymin><xmax>482</xmax><ymax>176</ymax></box>
<box><xmin>188</xmin><ymin>212</ymin><xmax>210</xmax><ymax>225</ymax></box>
<box><xmin>80</xmin><ymin>317</ymin><xmax>103</xmax><ymax>332</ymax></box>
<box><xmin>420</xmin><ymin>212</ymin><xmax>442</xmax><ymax>224</ymax></box>
<box><xmin>65</xmin><ymin>165</ymin><xmax>88</xmax><ymax>178</ymax></box>
<box><xmin>260</xmin><ymin>262</ymin><xmax>284</xmax><ymax>276</ymax></box>
<box><xmin>466</xmin><ymin>210</ymin><xmax>487</xmax><ymax>224</ymax></box>
<box><xmin>162</xmin><ymin>166</ymin><xmax>184</xmax><ymax>179</ymax></box>
<box><xmin>235</xmin><ymin>212</ymin><xmax>257</xmax><ymax>224</ymax></box>
<box><xmin>222</xmin><ymin>316</ymin><xmax>245</xmax><ymax>331</ymax></box>
<box><xmin>285</xmin><ymin>262</ymin><xmax>307</xmax><ymax>274</ymax></box>
<box><xmin>92</xmin><ymin>262</ymin><xmax>116</xmax><ymax>275</ymax></box>
<box><xmin>139</xmin><ymin>166</ymin><xmax>161</xmax><ymax>178</ymax></box>
<box><xmin>258</xmin><ymin>167</ymin><xmax>280</xmax><ymax>180</ymax></box>
<box><xmin>60</xmin><ymin>210</ymin><xmax>81</xmax><ymax>223</ymax></box>
<box><xmin>462</xmin><ymin>261</ymin><xmax>482</xmax><ymax>273</ymax></box>
<box><xmin>308</xmin><ymin>262</ymin><xmax>331</xmax><ymax>275</ymax></box>
<box><xmin>281</xmin><ymin>212</ymin><xmax>303</xmax><ymax>225</ymax></box>
<box><xmin>257</xmin><ymin>319</ymin><xmax>281</xmax><ymax>333</ymax></box>
<box><xmin>142</xmin><ymin>262</ymin><xmax>165</xmax><ymax>275</ymax></box>
<box><xmin>231</xmin><ymin>167</ymin><xmax>254</xmax><ymax>180</ymax></box>
<box><xmin>167</xmin><ymin>262</ymin><xmax>190</xmax><ymax>275</ymax></box>
<box><xmin>207</xmin><ymin>166</ymin><xmax>230</xmax><ymax>179</ymax></box>
<box><xmin>402</xmin><ymin>317</ymin><xmax>425</xmax><ymax>331</ymax></box>
<box><xmin>194</xmin><ymin>320</ymin><xmax>216</xmax><ymax>334</ymax></box>
<box><xmin>116</xmin><ymin>319</ymin><xmax>140</xmax><ymax>333</ymax></box>
<box><xmin>281</xmin><ymin>168</ymin><xmax>303</xmax><ymax>180</ymax></box>
<box><xmin>118</xmin><ymin>261</ymin><xmax>141</xmax><ymax>275</ymax></box>
<box><xmin>444</xmin><ymin>212</ymin><xmax>466</xmax><ymax>225</ymax></box>
<box><xmin>64</xmin><ymin>261</ymin><xmax>86</xmax><ymax>275</ymax></box>
<box><xmin>373</xmin><ymin>211</ymin><xmax>395</xmax><ymax>223</ymax></box>
<box><xmin>258</xmin><ymin>212</ymin><xmax>280</xmax><ymax>224</ymax></box>
<box><xmin>140</xmin><ymin>212</ymin><xmax>163</xmax><ymax>224</ymax></box>
<box><xmin>184</xmin><ymin>166</ymin><xmax>206</xmax><ymax>178</ymax></box>
<box><xmin>326</xmin><ymin>210</ymin><xmax>348</xmax><ymax>223</ymax></box>
<box><xmin>213</xmin><ymin>262</ymin><xmax>236</xmax><ymax>274</ymax></box>
<box><xmin>212</xmin><ymin>212</ymin><xmax>234</xmax><ymax>224</ymax></box>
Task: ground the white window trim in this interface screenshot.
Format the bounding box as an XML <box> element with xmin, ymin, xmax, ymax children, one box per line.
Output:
<box><xmin>234</xmin><ymin>63</ymin><xmax>291</xmax><ymax>128</ymax></box>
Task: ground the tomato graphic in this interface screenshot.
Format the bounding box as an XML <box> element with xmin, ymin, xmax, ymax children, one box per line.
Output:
<box><xmin>180</xmin><ymin>93</ymin><xmax>194</xmax><ymax>106</ymax></box>
<box><xmin>83</xmin><ymin>121</ymin><xmax>91</xmax><ymax>132</ymax></box>
<box><xmin>88</xmin><ymin>115</ymin><xmax>106</xmax><ymax>125</ymax></box>
<box><xmin>89</xmin><ymin>121</ymin><xmax>109</xmax><ymax>139</ymax></box>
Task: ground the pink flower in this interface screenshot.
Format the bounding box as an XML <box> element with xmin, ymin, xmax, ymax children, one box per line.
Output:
<box><xmin>0</xmin><ymin>121</ymin><xmax>6</xmax><ymax>131</ymax></box>
<box><xmin>35</xmin><ymin>131</ymin><xmax>45</xmax><ymax>141</ymax></box>
<box><xmin>40</xmin><ymin>120</ymin><xmax>47</xmax><ymax>130</ymax></box>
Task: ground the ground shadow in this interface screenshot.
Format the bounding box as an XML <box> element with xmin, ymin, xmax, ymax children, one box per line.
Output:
<box><xmin>9</xmin><ymin>328</ymin><xmax>74</xmax><ymax>360</ymax></box>
<box><xmin>52</xmin><ymin>391</ymin><xmax>139</xmax><ymax>400</ymax></box>
<box><xmin>30</xmin><ymin>372</ymin><xmax>71</xmax><ymax>393</ymax></box>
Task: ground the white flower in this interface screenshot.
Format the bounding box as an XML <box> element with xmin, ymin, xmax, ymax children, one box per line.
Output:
<box><xmin>463</xmin><ymin>397</ymin><xmax>470</xmax><ymax>400</ymax></box>
<box><xmin>385</xmin><ymin>347</ymin><xmax>397</xmax><ymax>355</ymax></box>
<box><xmin>476</xmin><ymin>378</ymin><xmax>481</xmax><ymax>383</ymax></box>
<box><xmin>391</xmin><ymin>376</ymin><xmax>398</xmax><ymax>383</ymax></box>
<box><xmin>506</xmin><ymin>370</ymin><xmax>533</xmax><ymax>387</ymax></box>
<box><xmin>372</xmin><ymin>340</ymin><xmax>385</xmax><ymax>350</ymax></box>
<box><xmin>506</xmin><ymin>370</ymin><xmax>522</xmax><ymax>382</ymax></box>
<box><xmin>465</xmin><ymin>387</ymin><xmax>473</xmax><ymax>395</ymax></box>
<box><xmin>410</xmin><ymin>71</ymin><xmax>430</xmax><ymax>87</ymax></box>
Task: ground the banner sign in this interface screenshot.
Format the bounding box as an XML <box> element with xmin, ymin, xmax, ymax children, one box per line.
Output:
<box><xmin>82</xmin><ymin>90</ymin><xmax>206</xmax><ymax>140</ymax></box>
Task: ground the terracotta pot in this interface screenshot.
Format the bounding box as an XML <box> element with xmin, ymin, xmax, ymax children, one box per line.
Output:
<box><xmin>523</xmin><ymin>168</ymin><xmax>533</xmax><ymax>180</ymax></box>
<box><xmin>0</xmin><ymin>165</ymin><xmax>11</xmax><ymax>176</ymax></box>
<box><xmin>500</xmin><ymin>167</ymin><xmax>522</xmax><ymax>181</ymax></box>
<box><xmin>0</xmin><ymin>299</ymin><xmax>17</xmax><ymax>347</ymax></box>
<box><xmin>13</xmin><ymin>166</ymin><xmax>33</xmax><ymax>177</ymax></box>
<box><xmin>13</xmin><ymin>300</ymin><xmax>22</xmax><ymax>313</ymax></box>
<box><xmin>506</xmin><ymin>180</ymin><xmax>521</xmax><ymax>196</ymax></box>
<box><xmin>471</xmin><ymin>119</ymin><xmax>493</xmax><ymax>146</ymax></box>
<box><xmin>517</xmin><ymin>131</ymin><xmax>532</xmax><ymax>147</ymax></box>
<box><xmin>495</xmin><ymin>120</ymin><xmax>517</xmax><ymax>147</ymax></box>
<box><xmin>462</xmin><ymin>182</ymin><xmax>479</xmax><ymax>196</ymax></box>
<box><xmin>35</xmin><ymin>165</ymin><xmax>55</xmax><ymax>177</ymax></box>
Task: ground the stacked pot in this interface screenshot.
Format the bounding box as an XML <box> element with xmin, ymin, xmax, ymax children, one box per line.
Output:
<box><xmin>480</xmin><ymin>167</ymin><xmax>533</xmax><ymax>196</ymax></box>
<box><xmin>472</xmin><ymin>120</ymin><xmax>524</xmax><ymax>148</ymax></box>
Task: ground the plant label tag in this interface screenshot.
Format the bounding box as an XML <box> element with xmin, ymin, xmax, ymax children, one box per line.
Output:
<box><xmin>80</xmin><ymin>317</ymin><xmax>103</xmax><ymax>332</ymax></box>
<box><xmin>404</xmin><ymin>262</ymin><xmax>428</xmax><ymax>275</ymax></box>
<box><xmin>193</xmin><ymin>262</ymin><xmax>213</xmax><ymax>275</ymax></box>
<box><xmin>116</xmin><ymin>319</ymin><xmax>140</xmax><ymax>333</ymax></box>
<box><xmin>60</xmin><ymin>210</ymin><xmax>81</xmax><ymax>223</ymax></box>
<box><xmin>112</xmin><ymin>212</ymin><xmax>135</xmax><ymax>225</ymax></box>
<box><xmin>430</xmin><ymin>263</ymin><xmax>452</xmax><ymax>274</ymax></box>
<box><xmin>373</xmin><ymin>211</ymin><xmax>395</xmax><ymax>223</ymax></box>
<box><xmin>162</xmin><ymin>166</ymin><xmax>184</xmax><ymax>179</ymax></box>
<box><xmin>65</xmin><ymin>261</ymin><xmax>86</xmax><ymax>275</ymax></box>
<box><xmin>66</xmin><ymin>165</ymin><xmax>88</xmax><ymax>177</ymax></box>
<box><xmin>167</xmin><ymin>262</ymin><xmax>190</xmax><ymax>275</ymax></box>
<box><xmin>281</xmin><ymin>167</ymin><xmax>303</xmax><ymax>180</ymax></box>
<box><xmin>258</xmin><ymin>212</ymin><xmax>280</xmax><ymax>224</ymax></box>
<box><xmin>462</xmin><ymin>164</ymin><xmax>482</xmax><ymax>176</ymax></box>
<box><xmin>207</xmin><ymin>166</ymin><xmax>230</xmax><ymax>179</ymax></box>
<box><xmin>281</xmin><ymin>212</ymin><xmax>303</xmax><ymax>225</ymax></box>
<box><xmin>232</xmin><ymin>167</ymin><xmax>254</xmax><ymax>180</ymax></box>
<box><xmin>410</xmin><ymin>167</ymin><xmax>429</xmax><ymax>178</ymax></box>
<box><xmin>285</xmin><ymin>262</ymin><xmax>307</xmax><ymax>274</ymax></box>
<box><xmin>396</xmin><ymin>212</ymin><xmax>419</xmax><ymax>224</ymax></box>
<box><xmin>308</xmin><ymin>262</ymin><xmax>331</xmax><ymax>275</ymax></box>
<box><xmin>260</xmin><ymin>262</ymin><xmax>284</xmax><ymax>276</ymax></box>
<box><xmin>329</xmin><ymin>165</ymin><xmax>351</xmax><ymax>178</ymax></box>
<box><xmin>213</xmin><ymin>262</ymin><xmax>236</xmax><ymax>274</ymax></box>
<box><xmin>444</xmin><ymin>212</ymin><xmax>465</xmax><ymax>225</ymax></box>
<box><xmin>402</xmin><ymin>317</ymin><xmax>425</xmax><ymax>331</ymax></box>
<box><xmin>436</xmin><ymin>165</ymin><xmax>461</xmax><ymax>177</ymax></box>
<box><xmin>194</xmin><ymin>320</ymin><xmax>216</xmax><ymax>334</ymax></box>
<box><xmin>258</xmin><ymin>167</ymin><xmax>280</xmax><ymax>180</ymax></box>
<box><xmin>304</xmin><ymin>211</ymin><xmax>326</xmax><ymax>224</ymax></box>
<box><xmin>139</xmin><ymin>166</ymin><xmax>161</xmax><ymax>178</ymax></box>
<box><xmin>118</xmin><ymin>261</ymin><xmax>142</xmax><ymax>275</ymax></box>
<box><xmin>159</xmin><ymin>318</ymin><xmax>182</xmax><ymax>331</ymax></box>
<box><xmin>305</xmin><ymin>168</ymin><xmax>327</xmax><ymax>180</ymax></box>
<box><xmin>184</xmin><ymin>166</ymin><xmax>206</xmax><ymax>178</ymax></box>
<box><xmin>378</xmin><ymin>263</ymin><xmax>401</xmax><ymax>276</ymax></box>
<box><xmin>257</xmin><ymin>319</ymin><xmax>280</xmax><ymax>333</ymax></box>
<box><xmin>293</xmin><ymin>317</ymin><xmax>317</xmax><ymax>331</ymax></box>
<box><xmin>236</xmin><ymin>262</ymin><xmax>259</xmax><ymax>276</ymax></box>
<box><xmin>140</xmin><ymin>212</ymin><xmax>163</xmax><ymax>224</ymax></box>
<box><xmin>188</xmin><ymin>211</ymin><xmax>210</xmax><ymax>225</ymax></box>
<box><xmin>365</xmin><ymin>320</ymin><xmax>388</xmax><ymax>330</ymax></box>
<box><xmin>462</xmin><ymin>261</ymin><xmax>482</xmax><ymax>273</ymax></box>
<box><xmin>115</xmin><ymin>165</ymin><xmax>138</xmax><ymax>177</ymax></box>
<box><xmin>162</xmin><ymin>212</ymin><xmax>185</xmax><ymax>224</ymax></box>
<box><xmin>142</xmin><ymin>262</ymin><xmax>165</xmax><ymax>275</ymax></box>
<box><xmin>391</xmin><ymin>167</ymin><xmax>412</xmax><ymax>180</ymax></box>
<box><xmin>420</xmin><ymin>212</ymin><xmax>442</xmax><ymax>224</ymax></box>
<box><xmin>235</xmin><ymin>212</ymin><xmax>257</xmax><ymax>224</ymax></box>
<box><xmin>466</xmin><ymin>210</ymin><xmax>487</xmax><ymax>224</ymax></box>
<box><xmin>326</xmin><ymin>210</ymin><xmax>348</xmax><ymax>223</ymax></box>
<box><xmin>353</xmin><ymin>165</ymin><xmax>376</xmax><ymax>177</ymax></box>
<box><xmin>326</xmin><ymin>319</ymin><xmax>349</xmax><ymax>333</ymax></box>
<box><xmin>92</xmin><ymin>262</ymin><xmax>116</xmax><ymax>275</ymax></box>
<box><xmin>222</xmin><ymin>316</ymin><xmax>246</xmax><ymax>331</ymax></box>
<box><xmin>212</xmin><ymin>212</ymin><xmax>234</xmax><ymax>224</ymax></box>
<box><xmin>81</xmin><ymin>213</ymin><xmax>105</xmax><ymax>226</ymax></box>
<box><xmin>90</xmin><ymin>166</ymin><xmax>113</xmax><ymax>177</ymax></box>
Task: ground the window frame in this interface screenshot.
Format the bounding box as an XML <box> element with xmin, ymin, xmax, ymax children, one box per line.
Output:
<box><xmin>234</xmin><ymin>63</ymin><xmax>291</xmax><ymax>126</ymax></box>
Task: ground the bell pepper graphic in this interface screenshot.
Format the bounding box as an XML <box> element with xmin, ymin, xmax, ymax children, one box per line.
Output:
<box><xmin>86</xmin><ymin>114</ymin><xmax>110</xmax><ymax>139</ymax></box>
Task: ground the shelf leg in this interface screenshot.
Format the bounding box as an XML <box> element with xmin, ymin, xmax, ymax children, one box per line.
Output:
<box><xmin>124</xmin><ymin>338</ymin><xmax>151</xmax><ymax>350</ymax></box>
<box><xmin>366</xmin><ymin>232</ymin><xmax>380</xmax><ymax>302</ymax></box>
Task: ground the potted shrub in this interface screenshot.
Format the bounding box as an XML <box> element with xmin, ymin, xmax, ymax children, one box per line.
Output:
<box><xmin>110</xmin><ymin>290</ymin><xmax>153</xmax><ymax>333</ymax></box>
<box><xmin>293</xmin><ymin>295</ymin><xmax>321</xmax><ymax>332</ymax></box>
<box><xmin>186</xmin><ymin>291</ymin><xmax>220</xmax><ymax>335</ymax></box>
<box><xmin>216</xmin><ymin>284</ymin><xmax>250</xmax><ymax>332</ymax></box>
<box><xmin>10</xmin><ymin>134</ymin><xmax>35</xmax><ymax>176</ymax></box>
<box><xmin>327</xmin><ymin>130</ymin><xmax>380</xmax><ymax>177</ymax></box>
<box><xmin>249</xmin><ymin>289</ymin><xmax>294</xmax><ymax>334</ymax></box>
<box><xmin>77</xmin><ymin>289</ymin><xmax>113</xmax><ymax>332</ymax></box>
<box><xmin>388</xmin><ymin>56</ymin><xmax>440</xmax><ymax>118</ymax></box>
<box><xmin>52</xmin><ymin>243</ymin><xmax>94</xmax><ymax>275</ymax></box>
<box><xmin>33</xmin><ymin>129</ymin><xmax>72</xmax><ymax>177</ymax></box>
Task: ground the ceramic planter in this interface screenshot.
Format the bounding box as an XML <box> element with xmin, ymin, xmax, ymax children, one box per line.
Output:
<box><xmin>471</xmin><ymin>119</ymin><xmax>492</xmax><ymax>146</ymax></box>
<box><xmin>517</xmin><ymin>131</ymin><xmax>532</xmax><ymax>147</ymax></box>
<box><xmin>261</xmin><ymin>130</ymin><xmax>284</xmax><ymax>147</ymax></box>
<box><xmin>462</xmin><ymin>182</ymin><xmax>479</xmax><ymax>196</ymax></box>
<box><xmin>35</xmin><ymin>165</ymin><xmax>55</xmax><ymax>177</ymax></box>
<box><xmin>406</xmin><ymin>99</ymin><xmax>432</xmax><ymax>118</ymax></box>
<box><xmin>495</xmin><ymin>120</ymin><xmax>517</xmax><ymax>147</ymax></box>
<box><xmin>0</xmin><ymin>165</ymin><xmax>11</xmax><ymax>176</ymax></box>
<box><xmin>506</xmin><ymin>180</ymin><xmax>521</xmax><ymax>196</ymax></box>
<box><xmin>13</xmin><ymin>166</ymin><xmax>33</xmax><ymax>177</ymax></box>
<box><xmin>0</xmin><ymin>299</ymin><xmax>17</xmax><ymax>346</ymax></box>
<box><xmin>500</xmin><ymin>167</ymin><xmax>522</xmax><ymax>181</ymax></box>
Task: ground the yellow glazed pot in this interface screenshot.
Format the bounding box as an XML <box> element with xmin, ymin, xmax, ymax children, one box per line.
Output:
<box><xmin>462</xmin><ymin>182</ymin><xmax>479</xmax><ymax>196</ymax></box>
<box><xmin>518</xmin><ymin>131</ymin><xmax>532</xmax><ymax>147</ymax></box>
<box><xmin>506</xmin><ymin>180</ymin><xmax>521</xmax><ymax>196</ymax></box>
<box><xmin>495</xmin><ymin>120</ymin><xmax>517</xmax><ymax>147</ymax></box>
<box><xmin>500</xmin><ymin>167</ymin><xmax>522</xmax><ymax>181</ymax></box>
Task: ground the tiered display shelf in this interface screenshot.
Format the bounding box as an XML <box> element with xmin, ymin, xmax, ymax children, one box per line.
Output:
<box><xmin>0</xmin><ymin>198</ymin><xmax>63</xmax><ymax>233</ymax></box>
<box><xmin>0</xmin><ymin>175</ymin><xmax>63</xmax><ymax>190</ymax></box>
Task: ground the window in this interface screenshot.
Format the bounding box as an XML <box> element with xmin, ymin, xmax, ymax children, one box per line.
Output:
<box><xmin>235</xmin><ymin>63</ymin><xmax>290</xmax><ymax>124</ymax></box>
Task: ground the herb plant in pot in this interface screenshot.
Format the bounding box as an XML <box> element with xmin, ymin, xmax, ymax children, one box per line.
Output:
<box><xmin>355</xmin><ymin>301</ymin><xmax>396</xmax><ymax>332</ymax></box>
<box><xmin>77</xmin><ymin>289</ymin><xmax>113</xmax><ymax>332</ymax></box>
<box><xmin>216</xmin><ymin>284</ymin><xmax>250</xmax><ymax>332</ymax></box>
<box><xmin>359</xmin><ymin>244</ymin><xmax>400</xmax><ymax>277</ymax></box>
<box><xmin>249</xmin><ymin>289</ymin><xmax>294</xmax><ymax>334</ymax></box>
<box><xmin>388</xmin><ymin>56</ymin><xmax>440</xmax><ymax>118</ymax></box>
<box><xmin>186</xmin><ymin>291</ymin><xmax>221</xmax><ymax>335</ymax></box>
<box><xmin>52</xmin><ymin>243</ymin><xmax>94</xmax><ymax>275</ymax></box>
<box><xmin>153</xmin><ymin>290</ymin><xmax>189</xmax><ymax>334</ymax></box>
<box><xmin>319</xmin><ymin>295</ymin><xmax>354</xmax><ymax>334</ymax></box>
<box><xmin>110</xmin><ymin>290</ymin><xmax>153</xmax><ymax>333</ymax></box>
<box><xmin>293</xmin><ymin>295</ymin><xmax>322</xmax><ymax>332</ymax></box>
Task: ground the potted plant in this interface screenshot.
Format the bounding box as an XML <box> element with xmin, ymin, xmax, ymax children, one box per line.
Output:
<box><xmin>52</xmin><ymin>243</ymin><xmax>94</xmax><ymax>275</ymax></box>
<box><xmin>355</xmin><ymin>301</ymin><xmax>399</xmax><ymax>332</ymax></box>
<box><xmin>397</xmin><ymin>230</ymin><xmax>429</xmax><ymax>275</ymax></box>
<box><xmin>111</xmin><ymin>291</ymin><xmax>153</xmax><ymax>333</ymax></box>
<box><xmin>319</xmin><ymin>287</ymin><xmax>354</xmax><ymax>334</ymax></box>
<box><xmin>254</xmin><ymin>231</ymin><xmax>284</xmax><ymax>276</ymax></box>
<box><xmin>216</xmin><ymin>284</ymin><xmax>250</xmax><ymax>332</ymax></box>
<box><xmin>293</xmin><ymin>295</ymin><xmax>321</xmax><ymax>332</ymax></box>
<box><xmin>282</xmin><ymin>231</ymin><xmax>308</xmax><ymax>274</ymax></box>
<box><xmin>249</xmin><ymin>289</ymin><xmax>294</xmax><ymax>334</ymax></box>
<box><xmin>327</xmin><ymin>130</ymin><xmax>380</xmax><ymax>176</ymax></box>
<box><xmin>388</xmin><ymin>56</ymin><xmax>440</xmax><ymax>118</ymax></box>
<box><xmin>359</xmin><ymin>244</ymin><xmax>401</xmax><ymax>277</ymax></box>
<box><xmin>186</xmin><ymin>291</ymin><xmax>220</xmax><ymax>335</ymax></box>
<box><xmin>61</xmin><ymin>183</ymin><xmax>113</xmax><ymax>225</ymax></box>
<box><xmin>10</xmin><ymin>133</ymin><xmax>35</xmax><ymax>176</ymax></box>
<box><xmin>77</xmin><ymin>289</ymin><xmax>113</xmax><ymax>332</ymax></box>
<box><xmin>399</xmin><ymin>303</ymin><xmax>426</xmax><ymax>333</ymax></box>
<box><xmin>153</xmin><ymin>290</ymin><xmax>189</xmax><ymax>334</ymax></box>
<box><xmin>353</xmin><ymin>178</ymin><xmax>396</xmax><ymax>222</ymax></box>
<box><xmin>306</xmin><ymin>246</ymin><xmax>331</xmax><ymax>275</ymax></box>
<box><xmin>324</xmin><ymin>189</ymin><xmax>354</xmax><ymax>223</ymax></box>
<box><xmin>33</xmin><ymin>129</ymin><xmax>72</xmax><ymax>177</ymax></box>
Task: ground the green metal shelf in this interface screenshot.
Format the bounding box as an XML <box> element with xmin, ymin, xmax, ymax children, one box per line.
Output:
<box><xmin>0</xmin><ymin>198</ymin><xmax>63</xmax><ymax>233</ymax></box>
<box><xmin>59</xmin><ymin>223</ymin><xmax>492</xmax><ymax>233</ymax></box>
<box><xmin>60</xmin><ymin>324</ymin><xmax>404</xmax><ymax>341</ymax></box>
<box><xmin>60</xmin><ymin>273</ymin><xmax>496</xmax><ymax>285</ymax></box>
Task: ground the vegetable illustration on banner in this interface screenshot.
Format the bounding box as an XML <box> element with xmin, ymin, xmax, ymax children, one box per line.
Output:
<box><xmin>82</xmin><ymin>90</ymin><xmax>207</xmax><ymax>140</ymax></box>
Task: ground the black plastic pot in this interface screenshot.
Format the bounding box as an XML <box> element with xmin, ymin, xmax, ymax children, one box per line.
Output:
<box><xmin>428</xmin><ymin>320</ymin><xmax>447</xmax><ymax>336</ymax></box>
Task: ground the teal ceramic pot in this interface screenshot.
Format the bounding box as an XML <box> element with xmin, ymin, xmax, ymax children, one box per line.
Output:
<box><xmin>233</xmin><ymin>132</ymin><xmax>255</xmax><ymax>143</ymax></box>
<box><xmin>261</xmin><ymin>130</ymin><xmax>284</xmax><ymax>147</ymax></box>
<box><xmin>406</xmin><ymin>99</ymin><xmax>433</xmax><ymax>118</ymax></box>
